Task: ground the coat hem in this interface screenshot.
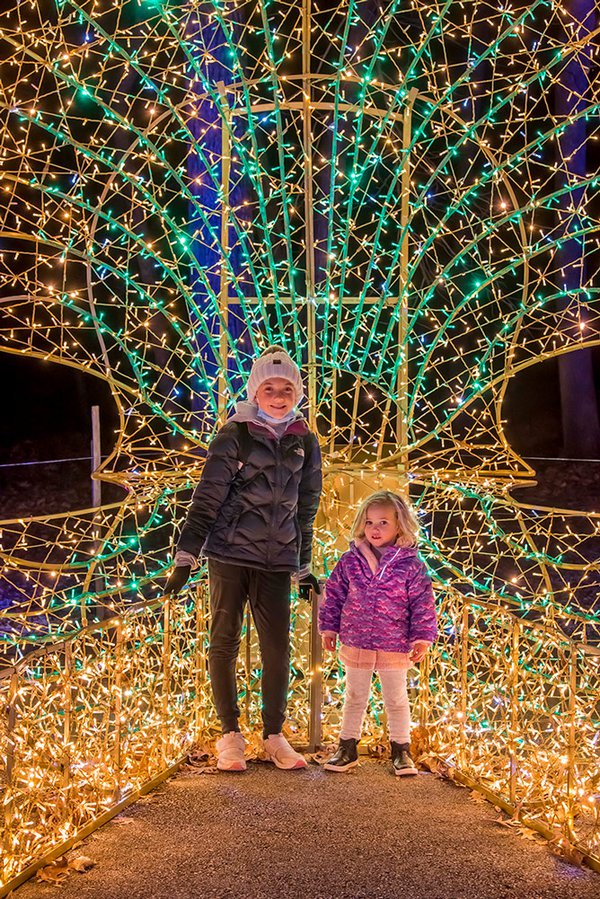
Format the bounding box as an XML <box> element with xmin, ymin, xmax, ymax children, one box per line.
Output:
<box><xmin>339</xmin><ymin>638</ymin><xmax>413</xmax><ymax>654</ymax></box>
<box><xmin>205</xmin><ymin>552</ymin><xmax>299</xmax><ymax>573</ymax></box>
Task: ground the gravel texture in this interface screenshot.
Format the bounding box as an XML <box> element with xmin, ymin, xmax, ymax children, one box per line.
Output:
<box><xmin>17</xmin><ymin>760</ymin><xmax>600</xmax><ymax>899</ymax></box>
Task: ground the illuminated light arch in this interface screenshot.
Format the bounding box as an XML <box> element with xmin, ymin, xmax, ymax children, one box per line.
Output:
<box><xmin>1</xmin><ymin>0</ymin><xmax>600</xmax><ymax>884</ymax></box>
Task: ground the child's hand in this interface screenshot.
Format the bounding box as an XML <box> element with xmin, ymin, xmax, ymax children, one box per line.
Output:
<box><xmin>321</xmin><ymin>631</ymin><xmax>337</xmax><ymax>652</ymax></box>
<box><xmin>409</xmin><ymin>640</ymin><xmax>429</xmax><ymax>663</ymax></box>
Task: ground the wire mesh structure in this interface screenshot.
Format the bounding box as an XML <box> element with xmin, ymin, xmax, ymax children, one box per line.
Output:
<box><xmin>1</xmin><ymin>0</ymin><xmax>600</xmax><ymax>888</ymax></box>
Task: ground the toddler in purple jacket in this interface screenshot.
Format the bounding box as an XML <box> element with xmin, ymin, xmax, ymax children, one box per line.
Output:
<box><xmin>319</xmin><ymin>490</ymin><xmax>437</xmax><ymax>776</ymax></box>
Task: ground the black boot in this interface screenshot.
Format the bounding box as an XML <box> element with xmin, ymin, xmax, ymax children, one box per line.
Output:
<box><xmin>391</xmin><ymin>742</ymin><xmax>418</xmax><ymax>776</ymax></box>
<box><xmin>324</xmin><ymin>738</ymin><xmax>359</xmax><ymax>772</ymax></box>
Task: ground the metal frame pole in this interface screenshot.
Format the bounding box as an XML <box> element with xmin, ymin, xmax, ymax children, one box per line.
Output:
<box><xmin>396</xmin><ymin>88</ymin><xmax>418</xmax><ymax>477</ymax></box>
<box><xmin>302</xmin><ymin>0</ymin><xmax>317</xmax><ymax>432</ymax></box>
<box><xmin>84</xmin><ymin>404</ymin><xmax>104</xmax><ymax>626</ymax></box>
<box><xmin>113</xmin><ymin>621</ymin><xmax>123</xmax><ymax>799</ymax></box>
<box><xmin>2</xmin><ymin>670</ymin><xmax>18</xmax><ymax>884</ymax></box>
<box><xmin>194</xmin><ymin>582</ymin><xmax>207</xmax><ymax>743</ymax></box>
<box><xmin>91</xmin><ymin>405</ymin><xmax>101</xmax><ymax>508</ymax></box>
<box><xmin>218</xmin><ymin>83</ymin><xmax>231</xmax><ymax>424</ymax></box>
<box><xmin>459</xmin><ymin>604</ymin><xmax>469</xmax><ymax>769</ymax></box>
<box><xmin>161</xmin><ymin>598</ymin><xmax>172</xmax><ymax>763</ymax></box>
<box><xmin>308</xmin><ymin>585</ymin><xmax>323</xmax><ymax>752</ymax></box>
<box><xmin>566</xmin><ymin>643</ymin><xmax>578</xmax><ymax>838</ymax></box>
<box><xmin>508</xmin><ymin>620</ymin><xmax>520</xmax><ymax>805</ymax></box>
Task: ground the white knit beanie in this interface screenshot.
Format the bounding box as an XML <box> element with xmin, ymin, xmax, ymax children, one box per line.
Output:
<box><xmin>246</xmin><ymin>345</ymin><xmax>304</xmax><ymax>404</ymax></box>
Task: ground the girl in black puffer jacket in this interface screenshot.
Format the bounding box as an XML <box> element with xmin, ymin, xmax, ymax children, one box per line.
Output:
<box><xmin>166</xmin><ymin>346</ymin><xmax>322</xmax><ymax>772</ymax></box>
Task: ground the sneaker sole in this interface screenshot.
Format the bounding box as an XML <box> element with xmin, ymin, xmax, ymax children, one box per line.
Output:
<box><xmin>394</xmin><ymin>767</ymin><xmax>418</xmax><ymax>776</ymax></box>
<box><xmin>324</xmin><ymin>760</ymin><xmax>359</xmax><ymax>772</ymax></box>
<box><xmin>264</xmin><ymin>754</ymin><xmax>307</xmax><ymax>770</ymax></box>
<box><xmin>217</xmin><ymin>760</ymin><xmax>247</xmax><ymax>772</ymax></box>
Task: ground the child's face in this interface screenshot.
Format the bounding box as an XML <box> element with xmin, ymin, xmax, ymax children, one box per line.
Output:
<box><xmin>255</xmin><ymin>377</ymin><xmax>296</xmax><ymax>418</ymax></box>
<box><xmin>363</xmin><ymin>503</ymin><xmax>399</xmax><ymax>548</ymax></box>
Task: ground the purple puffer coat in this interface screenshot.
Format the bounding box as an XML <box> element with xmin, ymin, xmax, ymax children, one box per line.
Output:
<box><xmin>318</xmin><ymin>540</ymin><xmax>437</xmax><ymax>652</ymax></box>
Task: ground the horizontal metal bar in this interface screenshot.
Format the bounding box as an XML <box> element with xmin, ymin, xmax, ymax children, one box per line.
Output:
<box><xmin>0</xmin><ymin>456</ymin><xmax>97</xmax><ymax>469</ymax></box>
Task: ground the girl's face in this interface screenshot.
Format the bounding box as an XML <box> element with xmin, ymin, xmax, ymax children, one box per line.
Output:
<box><xmin>363</xmin><ymin>503</ymin><xmax>399</xmax><ymax>548</ymax></box>
<box><xmin>255</xmin><ymin>377</ymin><xmax>296</xmax><ymax>418</ymax></box>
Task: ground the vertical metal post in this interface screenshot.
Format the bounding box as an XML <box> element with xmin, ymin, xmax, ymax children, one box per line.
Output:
<box><xmin>508</xmin><ymin>619</ymin><xmax>520</xmax><ymax>805</ymax></box>
<box><xmin>329</xmin><ymin>368</ymin><xmax>337</xmax><ymax>456</ymax></box>
<box><xmin>418</xmin><ymin>644</ymin><xmax>431</xmax><ymax>731</ymax></box>
<box><xmin>566</xmin><ymin>643</ymin><xmax>578</xmax><ymax>838</ymax></box>
<box><xmin>302</xmin><ymin>0</ymin><xmax>317</xmax><ymax>432</ymax></box>
<box><xmin>62</xmin><ymin>644</ymin><xmax>73</xmax><ymax>789</ymax></box>
<box><xmin>377</xmin><ymin>394</ymin><xmax>394</xmax><ymax>463</ymax></box>
<box><xmin>91</xmin><ymin>405</ymin><xmax>101</xmax><ymax>508</ymax></box>
<box><xmin>459</xmin><ymin>604</ymin><xmax>469</xmax><ymax>768</ymax></box>
<box><xmin>218</xmin><ymin>83</ymin><xmax>231</xmax><ymax>424</ymax></box>
<box><xmin>113</xmin><ymin>620</ymin><xmax>123</xmax><ymax>797</ymax></box>
<box><xmin>161</xmin><ymin>599</ymin><xmax>171</xmax><ymax>763</ymax></box>
<box><xmin>2</xmin><ymin>670</ymin><xmax>18</xmax><ymax>883</ymax></box>
<box><xmin>396</xmin><ymin>88</ymin><xmax>418</xmax><ymax>477</ymax></box>
<box><xmin>347</xmin><ymin>377</ymin><xmax>362</xmax><ymax>454</ymax></box>
<box><xmin>308</xmin><ymin>585</ymin><xmax>323</xmax><ymax>752</ymax></box>
<box><xmin>194</xmin><ymin>582</ymin><xmax>207</xmax><ymax>743</ymax></box>
<box><xmin>244</xmin><ymin>609</ymin><xmax>252</xmax><ymax>728</ymax></box>
<box><xmin>84</xmin><ymin>404</ymin><xmax>104</xmax><ymax>626</ymax></box>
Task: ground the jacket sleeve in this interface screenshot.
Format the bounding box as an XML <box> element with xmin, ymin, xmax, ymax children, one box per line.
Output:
<box><xmin>296</xmin><ymin>431</ymin><xmax>323</xmax><ymax>569</ymax></box>
<box><xmin>176</xmin><ymin>423</ymin><xmax>241</xmax><ymax>558</ymax></box>
<box><xmin>407</xmin><ymin>559</ymin><xmax>438</xmax><ymax>645</ymax></box>
<box><xmin>318</xmin><ymin>556</ymin><xmax>349</xmax><ymax>634</ymax></box>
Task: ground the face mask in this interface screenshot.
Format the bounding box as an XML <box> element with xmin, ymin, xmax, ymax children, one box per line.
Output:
<box><xmin>256</xmin><ymin>407</ymin><xmax>297</xmax><ymax>425</ymax></box>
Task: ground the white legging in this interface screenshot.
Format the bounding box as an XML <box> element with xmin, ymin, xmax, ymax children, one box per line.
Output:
<box><xmin>339</xmin><ymin>667</ymin><xmax>411</xmax><ymax>745</ymax></box>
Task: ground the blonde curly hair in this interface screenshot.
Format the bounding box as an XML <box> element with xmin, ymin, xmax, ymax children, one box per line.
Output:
<box><xmin>350</xmin><ymin>490</ymin><xmax>420</xmax><ymax>548</ymax></box>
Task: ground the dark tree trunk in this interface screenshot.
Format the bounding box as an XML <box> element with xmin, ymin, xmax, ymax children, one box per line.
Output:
<box><xmin>555</xmin><ymin>0</ymin><xmax>600</xmax><ymax>457</ymax></box>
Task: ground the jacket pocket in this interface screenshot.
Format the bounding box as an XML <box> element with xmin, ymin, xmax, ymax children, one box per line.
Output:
<box><xmin>293</xmin><ymin>517</ymin><xmax>302</xmax><ymax>550</ymax></box>
<box><xmin>224</xmin><ymin>501</ymin><xmax>245</xmax><ymax>542</ymax></box>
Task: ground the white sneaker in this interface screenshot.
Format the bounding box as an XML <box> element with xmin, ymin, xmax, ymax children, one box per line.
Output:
<box><xmin>216</xmin><ymin>731</ymin><xmax>246</xmax><ymax>772</ymax></box>
<box><xmin>263</xmin><ymin>733</ymin><xmax>307</xmax><ymax>770</ymax></box>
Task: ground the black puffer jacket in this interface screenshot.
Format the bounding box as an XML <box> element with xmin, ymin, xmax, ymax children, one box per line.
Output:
<box><xmin>176</xmin><ymin>412</ymin><xmax>322</xmax><ymax>572</ymax></box>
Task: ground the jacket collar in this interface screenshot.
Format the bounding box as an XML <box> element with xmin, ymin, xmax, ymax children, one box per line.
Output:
<box><xmin>353</xmin><ymin>539</ymin><xmax>417</xmax><ymax>575</ymax></box>
<box><xmin>229</xmin><ymin>401</ymin><xmax>308</xmax><ymax>440</ymax></box>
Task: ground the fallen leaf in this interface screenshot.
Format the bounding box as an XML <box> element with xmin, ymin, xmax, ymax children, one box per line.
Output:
<box><xmin>549</xmin><ymin>837</ymin><xmax>585</xmax><ymax>866</ymax></box>
<box><xmin>416</xmin><ymin>755</ymin><xmax>439</xmax><ymax>773</ymax></box>
<box><xmin>37</xmin><ymin>857</ymin><xmax>70</xmax><ymax>885</ymax></box>
<box><xmin>366</xmin><ymin>742</ymin><xmax>387</xmax><ymax>758</ymax></box>
<box><xmin>68</xmin><ymin>856</ymin><xmax>96</xmax><ymax>873</ymax></box>
<box><xmin>518</xmin><ymin>827</ymin><xmax>543</xmax><ymax>842</ymax></box>
<box><xmin>188</xmin><ymin>746</ymin><xmax>211</xmax><ymax>767</ymax></box>
<box><xmin>435</xmin><ymin>759</ymin><xmax>455</xmax><ymax>781</ymax></box>
<box><xmin>307</xmin><ymin>749</ymin><xmax>335</xmax><ymax>766</ymax></box>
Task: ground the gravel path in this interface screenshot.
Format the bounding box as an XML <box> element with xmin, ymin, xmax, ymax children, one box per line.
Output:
<box><xmin>17</xmin><ymin>761</ymin><xmax>599</xmax><ymax>899</ymax></box>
